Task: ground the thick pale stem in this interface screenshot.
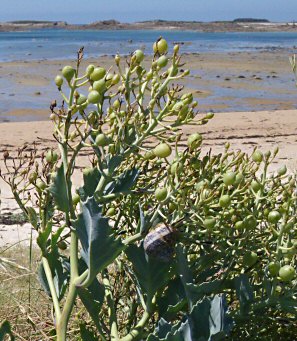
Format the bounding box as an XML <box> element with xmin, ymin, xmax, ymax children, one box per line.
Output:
<box><xmin>42</xmin><ymin>257</ymin><xmax>61</xmax><ymax>320</ymax></box>
<box><xmin>103</xmin><ymin>275</ymin><xmax>120</xmax><ymax>341</ymax></box>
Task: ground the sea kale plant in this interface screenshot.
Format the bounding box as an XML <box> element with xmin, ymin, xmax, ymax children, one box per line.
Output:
<box><xmin>1</xmin><ymin>39</ymin><xmax>297</xmax><ymax>340</ymax></box>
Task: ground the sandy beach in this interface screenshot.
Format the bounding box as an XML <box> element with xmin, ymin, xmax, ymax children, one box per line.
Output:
<box><xmin>0</xmin><ymin>50</ymin><xmax>297</xmax><ymax>247</ymax></box>
<box><xmin>1</xmin><ymin>51</ymin><xmax>296</xmax><ymax>121</ymax></box>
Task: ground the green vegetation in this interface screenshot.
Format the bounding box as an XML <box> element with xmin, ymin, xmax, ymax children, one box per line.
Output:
<box><xmin>1</xmin><ymin>39</ymin><xmax>296</xmax><ymax>340</ymax></box>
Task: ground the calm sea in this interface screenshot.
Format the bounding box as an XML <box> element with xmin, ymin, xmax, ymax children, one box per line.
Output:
<box><xmin>1</xmin><ymin>29</ymin><xmax>297</xmax><ymax>61</ymax></box>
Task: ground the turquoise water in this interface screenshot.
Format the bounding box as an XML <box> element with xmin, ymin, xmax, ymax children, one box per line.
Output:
<box><xmin>1</xmin><ymin>29</ymin><xmax>297</xmax><ymax>61</ymax></box>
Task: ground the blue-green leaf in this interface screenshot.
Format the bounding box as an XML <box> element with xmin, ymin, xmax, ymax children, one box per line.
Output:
<box><xmin>26</xmin><ymin>206</ymin><xmax>38</xmax><ymax>229</ymax></box>
<box><xmin>36</xmin><ymin>221</ymin><xmax>52</xmax><ymax>252</ymax></box>
<box><xmin>107</xmin><ymin>155</ymin><xmax>123</xmax><ymax>173</ymax></box>
<box><xmin>78</xmin><ymin>260</ymin><xmax>105</xmax><ymax>329</ymax></box>
<box><xmin>186</xmin><ymin>279</ymin><xmax>234</xmax><ymax>303</ymax></box>
<box><xmin>0</xmin><ymin>320</ymin><xmax>14</xmax><ymax>340</ymax></box>
<box><xmin>125</xmin><ymin>244</ymin><xmax>173</xmax><ymax>300</ymax></box>
<box><xmin>79</xmin><ymin>323</ymin><xmax>98</xmax><ymax>341</ymax></box>
<box><xmin>49</xmin><ymin>164</ymin><xmax>69</xmax><ymax>212</ymax></box>
<box><xmin>150</xmin><ymin>295</ymin><xmax>232</xmax><ymax>341</ymax></box>
<box><xmin>234</xmin><ymin>274</ymin><xmax>254</xmax><ymax>314</ymax></box>
<box><xmin>82</xmin><ymin>167</ymin><xmax>101</xmax><ymax>199</ymax></box>
<box><xmin>112</xmin><ymin>168</ymin><xmax>139</xmax><ymax>194</ymax></box>
<box><xmin>73</xmin><ymin>197</ymin><xmax>124</xmax><ymax>284</ymax></box>
<box><xmin>158</xmin><ymin>277</ymin><xmax>187</xmax><ymax>319</ymax></box>
<box><xmin>38</xmin><ymin>255</ymin><xmax>70</xmax><ymax>301</ymax></box>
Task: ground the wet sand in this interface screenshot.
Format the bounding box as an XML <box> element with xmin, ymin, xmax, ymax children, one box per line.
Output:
<box><xmin>0</xmin><ymin>51</ymin><xmax>296</xmax><ymax>122</ymax></box>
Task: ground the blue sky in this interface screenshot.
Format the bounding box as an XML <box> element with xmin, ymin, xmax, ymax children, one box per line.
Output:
<box><xmin>1</xmin><ymin>0</ymin><xmax>296</xmax><ymax>23</ymax></box>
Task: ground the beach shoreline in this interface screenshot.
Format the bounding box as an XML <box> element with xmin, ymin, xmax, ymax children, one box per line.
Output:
<box><xmin>1</xmin><ymin>20</ymin><xmax>297</xmax><ymax>32</ymax></box>
<box><xmin>1</xmin><ymin>46</ymin><xmax>297</xmax><ymax>246</ymax></box>
<box><xmin>1</xmin><ymin>50</ymin><xmax>296</xmax><ymax>122</ymax></box>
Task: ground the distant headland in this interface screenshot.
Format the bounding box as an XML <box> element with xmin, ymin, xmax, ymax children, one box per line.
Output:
<box><xmin>0</xmin><ymin>18</ymin><xmax>297</xmax><ymax>32</ymax></box>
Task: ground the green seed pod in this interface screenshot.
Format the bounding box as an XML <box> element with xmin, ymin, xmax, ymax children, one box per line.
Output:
<box><xmin>153</xmin><ymin>38</ymin><xmax>168</xmax><ymax>55</ymax></box>
<box><xmin>36</xmin><ymin>178</ymin><xmax>47</xmax><ymax>191</ymax></box>
<box><xmin>205</xmin><ymin>112</ymin><xmax>214</xmax><ymax>119</ymax></box>
<box><xmin>204</xmin><ymin>217</ymin><xmax>216</xmax><ymax>229</ymax></box>
<box><xmin>153</xmin><ymin>143</ymin><xmax>172</xmax><ymax>158</ymax></box>
<box><xmin>277</xmin><ymin>165</ymin><xmax>287</xmax><ymax>176</ymax></box>
<box><xmin>252</xmin><ymin>150</ymin><xmax>263</xmax><ymax>163</ymax></box>
<box><xmin>155</xmin><ymin>187</ymin><xmax>168</xmax><ymax>202</ymax></box>
<box><xmin>268</xmin><ymin>211</ymin><xmax>281</xmax><ymax>224</ymax></box>
<box><xmin>113</xmin><ymin>99</ymin><xmax>121</xmax><ymax>110</ymax></box>
<box><xmin>86</xmin><ymin>64</ymin><xmax>95</xmax><ymax>76</ymax></box>
<box><xmin>157</xmin><ymin>55</ymin><xmax>168</xmax><ymax>68</ymax></box>
<box><xmin>62</xmin><ymin>66</ymin><xmax>75</xmax><ymax>82</ymax></box>
<box><xmin>219</xmin><ymin>195</ymin><xmax>231</xmax><ymax>208</ymax></box>
<box><xmin>251</xmin><ymin>180</ymin><xmax>262</xmax><ymax>192</ymax></box>
<box><xmin>90</xmin><ymin>67</ymin><xmax>106</xmax><ymax>81</ymax></box>
<box><xmin>29</xmin><ymin>172</ymin><xmax>38</xmax><ymax>184</ymax></box>
<box><xmin>242</xmin><ymin>251</ymin><xmax>258</xmax><ymax>267</ymax></box>
<box><xmin>234</xmin><ymin>172</ymin><xmax>244</xmax><ymax>186</ymax></box>
<box><xmin>279</xmin><ymin>265</ymin><xmax>295</xmax><ymax>282</ymax></box>
<box><xmin>170</xmin><ymin>161</ymin><xmax>182</xmax><ymax>175</ymax></box>
<box><xmin>105</xmin><ymin>73</ymin><xmax>113</xmax><ymax>87</ymax></box>
<box><xmin>77</xmin><ymin>94</ymin><xmax>87</xmax><ymax>105</ymax></box>
<box><xmin>54</xmin><ymin>75</ymin><xmax>63</xmax><ymax>87</ymax></box>
<box><xmin>173</xmin><ymin>44</ymin><xmax>179</xmax><ymax>54</ymax></box>
<box><xmin>112</xmin><ymin>73</ymin><xmax>120</xmax><ymax>85</ymax></box>
<box><xmin>143</xmin><ymin>150</ymin><xmax>156</xmax><ymax>161</ymax></box>
<box><xmin>88</xmin><ymin>90</ymin><xmax>101</xmax><ymax>104</ymax></box>
<box><xmin>45</xmin><ymin>150</ymin><xmax>59</xmax><ymax>164</ymax></box>
<box><xmin>106</xmin><ymin>207</ymin><xmax>116</xmax><ymax>217</ymax></box>
<box><xmin>133</xmin><ymin>49</ymin><xmax>144</xmax><ymax>63</ymax></box>
<box><xmin>268</xmin><ymin>261</ymin><xmax>280</xmax><ymax>277</ymax></box>
<box><xmin>223</xmin><ymin>172</ymin><xmax>236</xmax><ymax>186</ymax></box>
<box><xmin>93</xmin><ymin>79</ymin><xmax>106</xmax><ymax>93</ymax></box>
<box><xmin>187</xmin><ymin>133</ymin><xmax>202</xmax><ymax>149</ymax></box>
<box><xmin>115</xmin><ymin>54</ymin><xmax>121</xmax><ymax>65</ymax></box>
<box><xmin>234</xmin><ymin>221</ymin><xmax>244</xmax><ymax>229</ymax></box>
<box><xmin>181</xmin><ymin>92</ymin><xmax>193</xmax><ymax>103</ymax></box>
<box><xmin>95</xmin><ymin>133</ymin><xmax>109</xmax><ymax>147</ymax></box>
<box><xmin>244</xmin><ymin>215</ymin><xmax>257</xmax><ymax>229</ymax></box>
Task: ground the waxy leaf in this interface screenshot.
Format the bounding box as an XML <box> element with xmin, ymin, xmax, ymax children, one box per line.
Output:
<box><xmin>148</xmin><ymin>295</ymin><xmax>232</xmax><ymax>341</ymax></box>
<box><xmin>26</xmin><ymin>206</ymin><xmax>38</xmax><ymax>229</ymax></box>
<box><xmin>108</xmin><ymin>168</ymin><xmax>139</xmax><ymax>194</ymax></box>
<box><xmin>234</xmin><ymin>274</ymin><xmax>254</xmax><ymax>314</ymax></box>
<box><xmin>36</xmin><ymin>221</ymin><xmax>52</xmax><ymax>253</ymax></box>
<box><xmin>125</xmin><ymin>243</ymin><xmax>173</xmax><ymax>300</ymax></box>
<box><xmin>0</xmin><ymin>320</ymin><xmax>14</xmax><ymax>341</ymax></box>
<box><xmin>158</xmin><ymin>277</ymin><xmax>187</xmax><ymax>319</ymax></box>
<box><xmin>79</xmin><ymin>323</ymin><xmax>98</xmax><ymax>341</ymax></box>
<box><xmin>73</xmin><ymin>197</ymin><xmax>123</xmax><ymax>285</ymax></box>
<box><xmin>38</xmin><ymin>255</ymin><xmax>70</xmax><ymax>301</ymax></box>
<box><xmin>82</xmin><ymin>167</ymin><xmax>101</xmax><ymax>199</ymax></box>
<box><xmin>49</xmin><ymin>164</ymin><xmax>69</xmax><ymax>213</ymax></box>
<box><xmin>78</xmin><ymin>260</ymin><xmax>105</xmax><ymax>329</ymax></box>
